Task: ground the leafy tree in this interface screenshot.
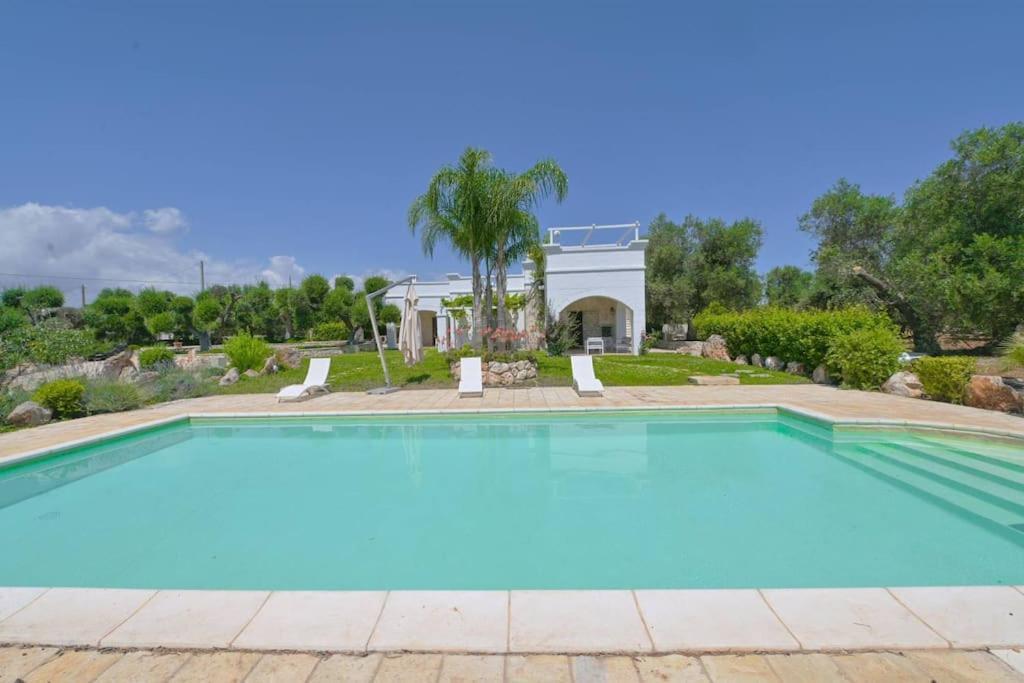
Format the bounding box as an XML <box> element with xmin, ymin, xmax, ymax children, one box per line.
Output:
<box><xmin>764</xmin><ymin>266</ymin><xmax>814</xmax><ymax>308</ymax></box>
<box><xmin>299</xmin><ymin>274</ymin><xmax>330</xmax><ymax>312</ymax></box>
<box><xmin>362</xmin><ymin>275</ymin><xmax>389</xmax><ymax>295</ymax></box>
<box><xmin>333</xmin><ymin>276</ymin><xmax>355</xmax><ymax>291</ymax></box>
<box><xmin>1</xmin><ymin>288</ymin><xmax>25</xmax><ymax>309</ymax></box>
<box><xmin>380</xmin><ymin>303</ymin><xmax>402</xmax><ymax>325</ymax></box>
<box><xmin>21</xmin><ymin>285</ymin><xmax>65</xmax><ymax>320</ymax></box>
<box><xmin>645</xmin><ymin>214</ymin><xmax>695</xmax><ymax>329</ymax></box>
<box><xmin>235</xmin><ymin>283</ymin><xmax>280</xmax><ymax>340</ymax></box>
<box><xmin>409</xmin><ymin>147</ymin><xmax>495</xmax><ymax>348</ymax></box>
<box><xmin>84</xmin><ymin>289</ymin><xmax>148</xmax><ymax>344</ymax></box>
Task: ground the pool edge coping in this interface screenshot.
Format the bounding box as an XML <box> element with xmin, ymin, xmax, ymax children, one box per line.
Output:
<box><xmin>3</xmin><ymin>402</ymin><xmax>1023</xmax><ymax>471</ymax></box>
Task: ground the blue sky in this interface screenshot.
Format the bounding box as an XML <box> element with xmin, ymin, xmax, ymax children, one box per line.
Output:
<box><xmin>1</xmin><ymin>1</ymin><xmax>1022</xmax><ymax>293</ymax></box>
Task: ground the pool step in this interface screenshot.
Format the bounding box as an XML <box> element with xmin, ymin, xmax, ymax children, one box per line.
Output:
<box><xmin>913</xmin><ymin>439</ymin><xmax>1024</xmax><ymax>473</ymax></box>
<box><xmin>859</xmin><ymin>444</ymin><xmax>1024</xmax><ymax>517</ymax></box>
<box><xmin>832</xmin><ymin>446</ymin><xmax>1024</xmax><ymax>534</ymax></box>
<box><xmin>885</xmin><ymin>442</ymin><xmax>1024</xmax><ymax>487</ymax></box>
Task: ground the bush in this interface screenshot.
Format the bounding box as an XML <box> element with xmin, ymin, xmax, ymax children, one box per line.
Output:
<box><xmin>544</xmin><ymin>309</ymin><xmax>578</xmax><ymax>357</ymax></box>
<box><xmin>223</xmin><ymin>333</ymin><xmax>272</xmax><ymax>372</ymax></box>
<box><xmin>0</xmin><ymin>388</ymin><xmax>31</xmax><ymax>423</ymax></box>
<box><xmin>139</xmin><ymin>346</ymin><xmax>175</xmax><ymax>369</ymax></box>
<box><xmin>444</xmin><ymin>346</ymin><xmax>536</xmax><ymax>365</ymax></box>
<box><xmin>911</xmin><ymin>356</ymin><xmax>976</xmax><ymax>404</ymax></box>
<box><xmin>1001</xmin><ymin>332</ymin><xmax>1024</xmax><ymax>369</ymax></box>
<box><xmin>694</xmin><ymin>306</ymin><xmax>899</xmax><ymax>371</ymax></box>
<box><xmin>84</xmin><ymin>380</ymin><xmax>143</xmax><ymax>414</ymax></box>
<box><xmin>310</xmin><ymin>322</ymin><xmax>349</xmax><ymax>341</ymax></box>
<box><xmin>33</xmin><ymin>378</ymin><xmax>86</xmax><ymax>418</ymax></box>
<box><xmin>25</xmin><ymin>323</ymin><xmax>99</xmax><ymax>365</ymax></box>
<box><xmin>149</xmin><ymin>368</ymin><xmax>211</xmax><ymax>403</ymax></box>
<box><xmin>826</xmin><ymin>327</ymin><xmax>905</xmax><ymax>390</ymax></box>
<box><xmin>0</xmin><ymin>306</ymin><xmax>28</xmax><ymax>334</ymax></box>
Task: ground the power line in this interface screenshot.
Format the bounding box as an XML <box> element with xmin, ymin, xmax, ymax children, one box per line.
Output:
<box><xmin>0</xmin><ymin>272</ymin><xmax>201</xmax><ymax>286</ymax></box>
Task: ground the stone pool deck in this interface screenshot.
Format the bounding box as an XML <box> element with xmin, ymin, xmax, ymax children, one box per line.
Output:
<box><xmin>1</xmin><ymin>646</ymin><xmax>1023</xmax><ymax>682</ymax></box>
<box><xmin>0</xmin><ymin>384</ymin><xmax>1022</xmax><ymax>678</ymax></box>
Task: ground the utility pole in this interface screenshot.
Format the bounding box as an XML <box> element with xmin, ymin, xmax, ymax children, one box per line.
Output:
<box><xmin>80</xmin><ymin>285</ymin><xmax>86</xmax><ymax>308</ymax></box>
<box><xmin>199</xmin><ymin>261</ymin><xmax>206</xmax><ymax>292</ymax></box>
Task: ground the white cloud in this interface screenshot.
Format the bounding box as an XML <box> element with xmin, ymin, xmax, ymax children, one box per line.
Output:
<box><xmin>142</xmin><ymin>207</ymin><xmax>187</xmax><ymax>234</ymax></box>
<box><xmin>0</xmin><ymin>203</ymin><xmax>308</xmax><ymax>302</ymax></box>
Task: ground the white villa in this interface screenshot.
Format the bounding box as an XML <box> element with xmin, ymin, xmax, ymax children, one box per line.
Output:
<box><xmin>386</xmin><ymin>223</ymin><xmax>648</xmax><ymax>355</ymax></box>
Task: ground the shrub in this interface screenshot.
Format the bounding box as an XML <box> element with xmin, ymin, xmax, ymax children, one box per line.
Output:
<box><xmin>444</xmin><ymin>346</ymin><xmax>536</xmax><ymax>365</ymax></box>
<box><xmin>544</xmin><ymin>309</ymin><xmax>578</xmax><ymax>357</ymax></box>
<box><xmin>149</xmin><ymin>368</ymin><xmax>211</xmax><ymax>403</ymax></box>
<box><xmin>84</xmin><ymin>380</ymin><xmax>142</xmax><ymax>414</ymax></box>
<box><xmin>139</xmin><ymin>346</ymin><xmax>175</xmax><ymax>369</ymax></box>
<box><xmin>0</xmin><ymin>306</ymin><xmax>28</xmax><ymax>334</ymax></box>
<box><xmin>310</xmin><ymin>322</ymin><xmax>349</xmax><ymax>341</ymax></box>
<box><xmin>223</xmin><ymin>333</ymin><xmax>272</xmax><ymax>372</ymax></box>
<box><xmin>1001</xmin><ymin>332</ymin><xmax>1024</xmax><ymax>369</ymax></box>
<box><xmin>826</xmin><ymin>327</ymin><xmax>904</xmax><ymax>390</ymax></box>
<box><xmin>911</xmin><ymin>356</ymin><xmax>976</xmax><ymax>404</ymax></box>
<box><xmin>33</xmin><ymin>378</ymin><xmax>86</xmax><ymax>418</ymax></box>
<box><xmin>24</xmin><ymin>323</ymin><xmax>99</xmax><ymax>365</ymax></box>
<box><xmin>694</xmin><ymin>306</ymin><xmax>899</xmax><ymax>371</ymax></box>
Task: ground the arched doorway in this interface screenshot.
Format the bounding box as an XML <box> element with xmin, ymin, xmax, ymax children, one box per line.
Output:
<box><xmin>558</xmin><ymin>296</ymin><xmax>635</xmax><ymax>354</ymax></box>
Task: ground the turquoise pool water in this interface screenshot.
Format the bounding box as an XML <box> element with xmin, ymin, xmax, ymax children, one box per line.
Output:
<box><xmin>0</xmin><ymin>410</ymin><xmax>1021</xmax><ymax>590</ymax></box>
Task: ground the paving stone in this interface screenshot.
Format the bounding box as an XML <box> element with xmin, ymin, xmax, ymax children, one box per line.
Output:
<box><xmin>369</xmin><ymin>591</ymin><xmax>507</xmax><ymax>653</ymax></box>
<box><xmin>373</xmin><ymin>653</ymin><xmax>443</xmax><ymax>683</ymax></box>
<box><xmin>95</xmin><ymin>650</ymin><xmax>192</xmax><ymax>682</ymax></box>
<box><xmin>573</xmin><ymin>655</ymin><xmax>641</xmax><ymax>682</ymax></box>
<box><xmin>245</xmin><ymin>653</ymin><xmax>320</xmax><ymax>683</ymax></box>
<box><xmin>307</xmin><ymin>653</ymin><xmax>381</xmax><ymax>683</ymax></box>
<box><xmin>510</xmin><ymin>591</ymin><xmax>650</xmax><ymax>653</ymax></box>
<box><xmin>233</xmin><ymin>590</ymin><xmax>385</xmax><ymax>651</ymax></box>
<box><xmin>761</xmin><ymin>588</ymin><xmax>948</xmax><ymax>650</ymax></box>
<box><xmin>506</xmin><ymin>655</ymin><xmax>572</xmax><ymax>682</ymax></box>
<box><xmin>103</xmin><ymin>590</ymin><xmax>268</xmax><ymax>648</ymax></box>
<box><xmin>700</xmin><ymin>655</ymin><xmax>780</xmax><ymax>682</ymax></box>
<box><xmin>831</xmin><ymin>652</ymin><xmax>930</xmax><ymax>682</ymax></box>
<box><xmin>905</xmin><ymin>650</ymin><xmax>1024</xmax><ymax>683</ymax></box>
<box><xmin>0</xmin><ymin>647</ymin><xmax>60</xmax><ymax>683</ymax></box>
<box><xmin>0</xmin><ymin>589</ymin><xmax>155</xmax><ymax>647</ymax></box>
<box><xmin>168</xmin><ymin>652</ymin><xmax>261</xmax><ymax>683</ymax></box>
<box><xmin>635</xmin><ymin>590</ymin><xmax>798</xmax><ymax>652</ymax></box>
<box><xmin>634</xmin><ymin>655</ymin><xmax>708</xmax><ymax>682</ymax></box>
<box><xmin>0</xmin><ymin>588</ymin><xmax>47</xmax><ymax>622</ymax></box>
<box><xmin>437</xmin><ymin>654</ymin><xmax>504</xmax><ymax>682</ymax></box>
<box><xmin>993</xmin><ymin>649</ymin><xmax>1024</xmax><ymax>676</ymax></box>
<box><xmin>763</xmin><ymin>654</ymin><xmax>844</xmax><ymax>682</ymax></box>
<box><xmin>891</xmin><ymin>586</ymin><xmax>1024</xmax><ymax>648</ymax></box>
<box><xmin>24</xmin><ymin>650</ymin><xmax>121</xmax><ymax>682</ymax></box>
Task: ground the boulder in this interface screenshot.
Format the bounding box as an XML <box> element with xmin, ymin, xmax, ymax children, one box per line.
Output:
<box><xmin>119</xmin><ymin>366</ymin><xmax>138</xmax><ymax>382</ymax></box>
<box><xmin>261</xmin><ymin>356</ymin><xmax>279</xmax><ymax>375</ymax></box>
<box><xmin>6</xmin><ymin>401</ymin><xmax>51</xmax><ymax>427</ymax></box>
<box><xmin>219</xmin><ymin>368</ymin><xmax>240</xmax><ymax>386</ymax></box>
<box><xmin>734</xmin><ymin>355</ymin><xmax>748</xmax><ymax>365</ymax></box>
<box><xmin>764</xmin><ymin>356</ymin><xmax>784</xmax><ymax>371</ymax></box>
<box><xmin>812</xmin><ymin>364</ymin><xmax>831</xmax><ymax>385</ymax></box>
<box><xmin>751</xmin><ymin>353</ymin><xmax>764</xmax><ymax>367</ymax></box>
<box><xmin>786</xmin><ymin>361</ymin><xmax>806</xmax><ymax>375</ymax></box>
<box><xmin>965</xmin><ymin>375</ymin><xmax>1022</xmax><ymax>413</ymax></box>
<box><xmin>275</xmin><ymin>348</ymin><xmax>302</xmax><ymax>369</ymax></box>
<box><xmin>701</xmin><ymin>335</ymin><xmax>731</xmax><ymax>362</ymax></box>
<box><xmin>500</xmin><ymin>371</ymin><xmax>515</xmax><ymax>386</ymax></box>
<box><xmin>243</xmin><ymin>369</ymin><xmax>260</xmax><ymax>379</ymax></box>
<box><xmin>881</xmin><ymin>371</ymin><xmax>924</xmax><ymax>399</ymax></box>
<box><xmin>3</xmin><ymin>348</ymin><xmax>135</xmax><ymax>392</ymax></box>
<box><xmin>675</xmin><ymin>341</ymin><xmax>704</xmax><ymax>357</ymax></box>
<box><xmin>489</xmin><ymin>361</ymin><xmax>509</xmax><ymax>375</ymax></box>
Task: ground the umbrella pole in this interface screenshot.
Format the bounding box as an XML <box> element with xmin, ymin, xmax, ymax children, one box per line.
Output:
<box><xmin>365</xmin><ymin>276</ymin><xmax>414</xmax><ymax>395</ymax></box>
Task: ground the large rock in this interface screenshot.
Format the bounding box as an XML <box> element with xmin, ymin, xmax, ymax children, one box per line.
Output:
<box><xmin>764</xmin><ymin>356</ymin><xmax>784</xmax><ymax>371</ymax></box>
<box><xmin>3</xmin><ymin>348</ymin><xmax>134</xmax><ymax>392</ymax></box>
<box><xmin>965</xmin><ymin>375</ymin><xmax>1022</xmax><ymax>413</ymax></box>
<box><xmin>243</xmin><ymin>369</ymin><xmax>260</xmax><ymax>379</ymax></box>
<box><xmin>6</xmin><ymin>401</ymin><xmax>52</xmax><ymax>427</ymax></box>
<box><xmin>219</xmin><ymin>368</ymin><xmax>240</xmax><ymax>386</ymax></box>
<box><xmin>786</xmin><ymin>361</ymin><xmax>806</xmax><ymax>375</ymax></box>
<box><xmin>701</xmin><ymin>335</ymin><xmax>731</xmax><ymax>362</ymax></box>
<box><xmin>734</xmin><ymin>355</ymin><xmax>748</xmax><ymax>365</ymax></box>
<box><xmin>881</xmin><ymin>371</ymin><xmax>924</xmax><ymax>399</ymax></box>
<box><xmin>261</xmin><ymin>356</ymin><xmax>279</xmax><ymax>375</ymax></box>
<box><xmin>275</xmin><ymin>347</ymin><xmax>302</xmax><ymax>370</ymax></box>
<box><xmin>751</xmin><ymin>354</ymin><xmax>764</xmax><ymax>367</ymax></box>
<box><xmin>812</xmin><ymin>364</ymin><xmax>832</xmax><ymax>385</ymax></box>
<box><xmin>675</xmin><ymin>341</ymin><xmax>704</xmax><ymax>357</ymax></box>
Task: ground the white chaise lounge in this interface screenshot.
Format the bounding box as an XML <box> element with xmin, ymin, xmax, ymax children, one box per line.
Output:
<box><xmin>571</xmin><ymin>355</ymin><xmax>604</xmax><ymax>397</ymax></box>
<box><xmin>458</xmin><ymin>356</ymin><xmax>483</xmax><ymax>398</ymax></box>
<box><xmin>276</xmin><ymin>357</ymin><xmax>331</xmax><ymax>402</ymax></box>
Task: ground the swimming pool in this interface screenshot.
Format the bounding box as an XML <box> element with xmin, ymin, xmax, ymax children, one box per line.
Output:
<box><xmin>0</xmin><ymin>410</ymin><xmax>1021</xmax><ymax>591</ymax></box>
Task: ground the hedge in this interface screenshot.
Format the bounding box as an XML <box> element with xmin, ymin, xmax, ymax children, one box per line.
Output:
<box><xmin>911</xmin><ymin>356</ymin><xmax>976</xmax><ymax>404</ymax></box>
<box><xmin>693</xmin><ymin>306</ymin><xmax>901</xmax><ymax>372</ymax></box>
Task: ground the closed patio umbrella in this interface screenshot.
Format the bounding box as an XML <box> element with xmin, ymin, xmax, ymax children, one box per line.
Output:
<box><xmin>398</xmin><ymin>284</ymin><xmax>423</xmax><ymax>366</ymax></box>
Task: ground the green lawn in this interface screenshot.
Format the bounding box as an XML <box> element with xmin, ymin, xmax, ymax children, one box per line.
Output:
<box><xmin>214</xmin><ymin>349</ymin><xmax>806</xmax><ymax>394</ymax></box>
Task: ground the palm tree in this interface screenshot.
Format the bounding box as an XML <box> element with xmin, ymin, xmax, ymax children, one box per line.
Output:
<box><xmin>487</xmin><ymin>161</ymin><xmax>568</xmax><ymax>345</ymax></box>
<box><xmin>408</xmin><ymin>147</ymin><xmax>493</xmax><ymax>348</ymax></box>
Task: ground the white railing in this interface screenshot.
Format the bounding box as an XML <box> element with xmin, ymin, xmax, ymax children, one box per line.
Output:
<box><xmin>546</xmin><ymin>222</ymin><xmax>641</xmax><ymax>247</ymax></box>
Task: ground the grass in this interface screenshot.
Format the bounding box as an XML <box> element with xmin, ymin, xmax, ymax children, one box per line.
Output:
<box><xmin>213</xmin><ymin>349</ymin><xmax>806</xmax><ymax>395</ymax></box>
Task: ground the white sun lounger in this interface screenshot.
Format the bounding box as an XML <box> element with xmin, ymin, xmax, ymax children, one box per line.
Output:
<box><xmin>276</xmin><ymin>357</ymin><xmax>331</xmax><ymax>402</ymax></box>
<box><xmin>571</xmin><ymin>355</ymin><xmax>604</xmax><ymax>397</ymax></box>
<box><xmin>458</xmin><ymin>356</ymin><xmax>483</xmax><ymax>398</ymax></box>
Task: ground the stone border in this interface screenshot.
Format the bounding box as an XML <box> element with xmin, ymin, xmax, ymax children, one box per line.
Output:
<box><xmin>1</xmin><ymin>405</ymin><xmax>1022</xmax><ymax>653</ymax></box>
<box><xmin>0</xmin><ymin>586</ymin><xmax>1022</xmax><ymax>653</ymax></box>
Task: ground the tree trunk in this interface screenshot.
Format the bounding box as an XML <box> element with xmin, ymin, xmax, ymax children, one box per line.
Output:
<box><xmin>484</xmin><ymin>263</ymin><xmax>495</xmax><ymax>353</ymax></box>
<box><xmin>471</xmin><ymin>258</ymin><xmax>483</xmax><ymax>349</ymax></box>
<box><xmin>495</xmin><ymin>244</ymin><xmax>509</xmax><ymax>351</ymax></box>
<box><xmin>851</xmin><ymin>266</ymin><xmax>940</xmax><ymax>353</ymax></box>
